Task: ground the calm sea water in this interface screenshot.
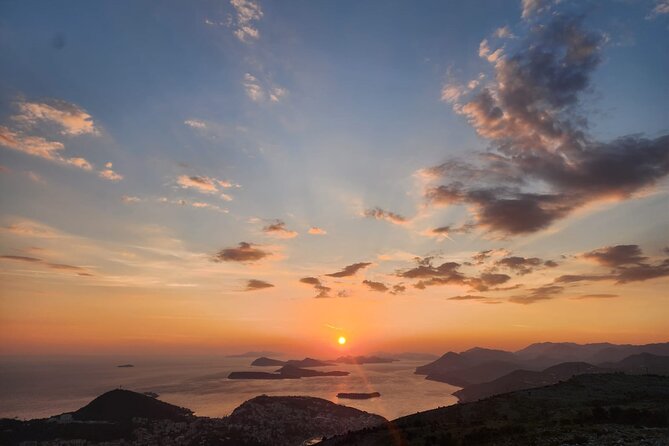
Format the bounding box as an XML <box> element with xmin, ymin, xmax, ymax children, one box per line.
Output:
<box><xmin>0</xmin><ymin>356</ymin><xmax>459</xmax><ymax>421</ymax></box>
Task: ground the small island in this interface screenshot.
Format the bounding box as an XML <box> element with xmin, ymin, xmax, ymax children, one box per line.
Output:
<box><xmin>116</xmin><ymin>364</ymin><xmax>134</xmax><ymax>368</ymax></box>
<box><xmin>336</xmin><ymin>392</ymin><xmax>381</xmax><ymax>400</ymax></box>
<box><xmin>251</xmin><ymin>356</ymin><xmax>286</xmax><ymax>366</ymax></box>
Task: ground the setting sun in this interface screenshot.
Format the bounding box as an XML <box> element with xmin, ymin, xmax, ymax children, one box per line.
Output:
<box><xmin>338</xmin><ymin>336</ymin><xmax>347</xmax><ymax>345</ymax></box>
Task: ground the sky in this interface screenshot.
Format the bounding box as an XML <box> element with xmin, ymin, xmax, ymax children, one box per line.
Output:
<box><xmin>0</xmin><ymin>0</ymin><xmax>668</xmax><ymax>357</ymax></box>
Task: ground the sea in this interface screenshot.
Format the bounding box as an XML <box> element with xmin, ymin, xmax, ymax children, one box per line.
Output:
<box><xmin>0</xmin><ymin>356</ymin><xmax>459</xmax><ymax>421</ymax></box>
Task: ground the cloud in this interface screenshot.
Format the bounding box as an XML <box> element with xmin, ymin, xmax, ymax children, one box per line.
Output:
<box><xmin>467</xmin><ymin>272</ymin><xmax>511</xmax><ymax>291</ymax></box>
<box><xmin>299</xmin><ymin>276</ymin><xmax>331</xmax><ymax>298</ymax></box>
<box><xmin>308</xmin><ymin>227</ymin><xmax>327</xmax><ymax>235</ymax></box>
<box><xmin>231</xmin><ymin>0</ymin><xmax>263</xmax><ymax>42</ymax></box>
<box><xmin>648</xmin><ymin>0</ymin><xmax>669</xmax><ymax>18</ymax></box>
<box><xmin>391</xmin><ymin>284</ymin><xmax>406</xmax><ymax>294</ymax></box>
<box><xmin>0</xmin><ymin>99</ymin><xmax>101</xmax><ymax>173</ymax></box>
<box><xmin>184</xmin><ymin>119</ymin><xmax>207</xmax><ymax>129</ymax></box>
<box><xmin>2</xmin><ymin>219</ymin><xmax>61</xmax><ymax>238</ymax></box>
<box><xmin>245</xmin><ymin>279</ymin><xmax>274</xmax><ymax>291</ymax></box>
<box><xmin>364</xmin><ymin>207</ymin><xmax>408</xmax><ymax>225</ymax></box>
<box><xmin>571</xmin><ymin>293</ymin><xmax>618</xmax><ymax>300</ymax></box>
<box><xmin>362</xmin><ymin>280</ymin><xmax>389</xmax><ymax>292</ymax></box>
<box><xmin>1</xmin><ymin>254</ymin><xmax>89</xmax><ymax>274</ymax></box>
<box><xmin>583</xmin><ymin>244</ymin><xmax>646</xmax><ymax>267</ymax></box>
<box><xmin>426</xmin><ymin>9</ymin><xmax>669</xmax><ymax>235</ymax></box>
<box><xmin>98</xmin><ymin>162</ymin><xmax>123</xmax><ymax>181</ymax></box>
<box><xmin>0</xmin><ymin>126</ymin><xmax>94</xmax><ymax>171</ymax></box>
<box><xmin>177</xmin><ymin>174</ymin><xmax>237</xmax><ymax>198</ymax></box>
<box><xmin>326</xmin><ymin>262</ymin><xmax>372</xmax><ymax>278</ymax></box>
<box><xmin>122</xmin><ymin>195</ymin><xmax>141</xmax><ymax>204</ymax></box>
<box><xmin>0</xmin><ymin>255</ymin><xmax>41</xmax><ymax>263</ymax></box>
<box><xmin>509</xmin><ymin>284</ymin><xmax>564</xmax><ymax>304</ymax></box>
<box><xmin>495</xmin><ymin>256</ymin><xmax>557</xmax><ymax>275</ymax></box>
<box><xmin>448</xmin><ymin>294</ymin><xmax>488</xmax><ymax>301</ymax></box>
<box><xmin>262</xmin><ymin>220</ymin><xmax>298</xmax><ymax>239</ymax></box>
<box><xmin>423</xmin><ymin>222</ymin><xmax>475</xmax><ymax>240</ymax></box>
<box><xmin>557</xmin><ymin>244</ymin><xmax>669</xmax><ymax>285</ymax></box>
<box><xmin>214</xmin><ymin>242</ymin><xmax>269</xmax><ymax>263</ymax></box>
<box><xmin>243</xmin><ymin>73</ymin><xmax>264</xmax><ymax>102</ymax></box>
<box><xmin>14</xmin><ymin>100</ymin><xmax>98</xmax><ymax>136</ymax></box>
<box><xmin>243</xmin><ymin>73</ymin><xmax>287</xmax><ymax>104</ymax></box>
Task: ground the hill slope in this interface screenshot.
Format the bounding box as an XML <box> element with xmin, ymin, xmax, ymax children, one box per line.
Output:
<box><xmin>320</xmin><ymin>374</ymin><xmax>669</xmax><ymax>446</ymax></box>
<box><xmin>72</xmin><ymin>389</ymin><xmax>192</xmax><ymax>421</ymax></box>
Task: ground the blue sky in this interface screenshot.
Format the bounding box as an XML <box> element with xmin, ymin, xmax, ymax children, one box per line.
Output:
<box><xmin>0</xmin><ymin>0</ymin><xmax>668</xmax><ymax>354</ymax></box>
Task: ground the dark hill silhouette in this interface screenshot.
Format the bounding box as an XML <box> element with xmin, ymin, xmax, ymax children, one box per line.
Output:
<box><xmin>453</xmin><ymin>361</ymin><xmax>607</xmax><ymax>402</ymax></box>
<box><xmin>72</xmin><ymin>389</ymin><xmax>192</xmax><ymax>421</ymax></box>
<box><xmin>320</xmin><ymin>374</ymin><xmax>669</xmax><ymax>446</ymax></box>
<box><xmin>604</xmin><ymin>352</ymin><xmax>669</xmax><ymax>374</ymax></box>
<box><xmin>284</xmin><ymin>357</ymin><xmax>334</xmax><ymax>367</ymax></box>
<box><xmin>415</xmin><ymin>348</ymin><xmax>518</xmax><ymax>376</ymax></box>
<box><xmin>227</xmin><ymin>395</ymin><xmax>385</xmax><ymax>446</ymax></box>
<box><xmin>250</xmin><ymin>356</ymin><xmax>286</xmax><ymax>366</ymax></box>
<box><xmin>426</xmin><ymin>359</ymin><xmax>528</xmax><ymax>387</ymax></box>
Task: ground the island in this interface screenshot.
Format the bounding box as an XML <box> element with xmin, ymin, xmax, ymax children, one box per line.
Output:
<box><xmin>116</xmin><ymin>364</ymin><xmax>134</xmax><ymax>368</ymax></box>
<box><xmin>251</xmin><ymin>356</ymin><xmax>286</xmax><ymax>366</ymax></box>
<box><xmin>228</xmin><ymin>365</ymin><xmax>349</xmax><ymax>380</ymax></box>
<box><xmin>337</xmin><ymin>392</ymin><xmax>381</xmax><ymax>400</ymax></box>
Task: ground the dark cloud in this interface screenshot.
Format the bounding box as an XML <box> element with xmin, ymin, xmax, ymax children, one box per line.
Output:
<box><xmin>1</xmin><ymin>254</ymin><xmax>87</xmax><ymax>274</ymax></box>
<box><xmin>509</xmin><ymin>285</ymin><xmax>564</xmax><ymax>304</ymax></box>
<box><xmin>583</xmin><ymin>244</ymin><xmax>646</xmax><ymax>267</ymax></box>
<box><xmin>213</xmin><ymin>242</ymin><xmax>269</xmax><ymax>263</ymax></box>
<box><xmin>364</xmin><ymin>207</ymin><xmax>407</xmax><ymax>224</ymax></box>
<box><xmin>572</xmin><ymin>293</ymin><xmax>618</xmax><ymax>300</ymax></box>
<box><xmin>468</xmin><ymin>273</ymin><xmax>511</xmax><ymax>291</ymax></box>
<box><xmin>0</xmin><ymin>255</ymin><xmax>42</xmax><ymax>262</ymax></box>
<box><xmin>262</xmin><ymin>220</ymin><xmax>298</xmax><ymax>238</ymax></box>
<box><xmin>430</xmin><ymin>222</ymin><xmax>475</xmax><ymax>237</ymax></box>
<box><xmin>391</xmin><ymin>284</ymin><xmax>406</xmax><ymax>294</ymax></box>
<box><xmin>615</xmin><ymin>260</ymin><xmax>669</xmax><ymax>284</ymax></box>
<box><xmin>326</xmin><ymin>262</ymin><xmax>372</xmax><ymax>278</ymax></box>
<box><xmin>555</xmin><ymin>273</ymin><xmax>612</xmax><ymax>283</ymax></box>
<box><xmin>556</xmin><ymin>244</ymin><xmax>669</xmax><ymax>285</ymax></box>
<box><xmin>299</xmin><ymin>276</ymin><xmax>331</xmax><ymax>298</ymax></box>
<box><xmin>448</xmin><ymin>294</ymin><xmax>488</xmax><ymax>301</ymax></box>
<box><xmin>362</xmin><ymin>280</ymin><xmax>389</xmax><ymax>292</ymax></box>
<box><xmin>429</xmin><ymin>10</ymin><xmax>669</xmax><ymax>235</ymax></box>
<box><xmin>299</xmin><ymin>277</ymin><xmax>320</xmax><ymax>285</ymax></box>
<box><xmin>495</xmin><ymin>256</ymin><xmax>557</xmax><ymax>275</ymax></box>
<box><xmin>245</xmin><ymin>279</ymin><xmax>274</xmax><ymax>291</ymax></box>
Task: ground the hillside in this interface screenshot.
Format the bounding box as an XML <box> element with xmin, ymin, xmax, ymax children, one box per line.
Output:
<box><xmin>72</xmin><ymin>389</ymin><xmax>192</xmax><ymax>421</ymax></box>
<box><xmin>227</xmin><ymin>395</ymin><xmax>386</xmax><ymax>446</ymax></box>
<box><xmin>320</xmin><ymin>374</ymin><xmax>669</xmax><ymax>446</ymax></box>
<box><xmin>453</xmin><ymin>361</ymin><xmax>607</xmax><ymax>402</ymax></box>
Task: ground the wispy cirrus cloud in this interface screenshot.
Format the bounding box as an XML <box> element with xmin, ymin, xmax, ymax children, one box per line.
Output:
<box><xmin>308</xmin><ymin>226</ymin><xmax>327</xmax><ymax>235</ymax></box>
<box><xmin>13</xmin><ymin>100</ymin><xmax>99</xmax><ymax>136</ymax></box>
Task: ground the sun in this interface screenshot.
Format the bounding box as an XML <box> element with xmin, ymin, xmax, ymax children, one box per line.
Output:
<box><xmin>338</xmin><ymin>336</ymin><xmax>347</xmax><ymax>345</ymax></box>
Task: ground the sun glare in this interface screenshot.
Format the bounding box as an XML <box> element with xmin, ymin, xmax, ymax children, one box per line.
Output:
<box><xmin>338</xmin><ymin>336</ymin><xmax>346</xmax><ymax>345</ymax></box>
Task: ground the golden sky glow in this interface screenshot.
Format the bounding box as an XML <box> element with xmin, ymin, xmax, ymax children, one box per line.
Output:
<box><xmin>0</xmin><ymin>0</ymin><xmax>668</xmax><ymax>356</ymax></box>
